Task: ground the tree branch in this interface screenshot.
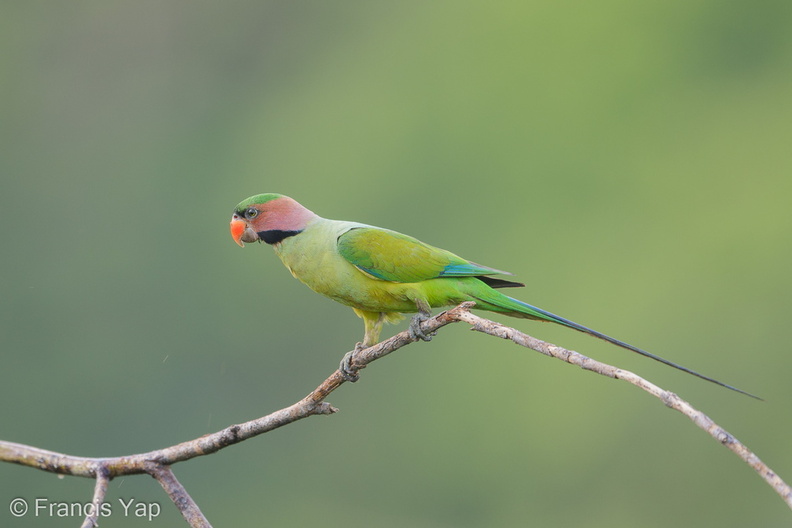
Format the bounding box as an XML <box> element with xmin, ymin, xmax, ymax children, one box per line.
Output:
<box><xmin>80</xmin><ymin>466</ymin><xmax>109</xmax><ymax>528</ymax></box>
<box><xmin>449</xmin><ymin>306</ymin><xmax>792</xmax><ymax>507</ymax></box>
<box><xmin>1</xmin><ymin>302</ymin><xmax>789</xmax><ymax>525</ymax></box>
<box><xmin>151</xmin><ymin>466</ymin><xmax>211</xmax><ymax>528</ymax></box>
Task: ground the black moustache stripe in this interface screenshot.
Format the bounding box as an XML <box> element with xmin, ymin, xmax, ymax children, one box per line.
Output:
<box><xmin>258</xmin><ymin>229</ymin><xmax>302</xmax><ymax>245</ymax></box>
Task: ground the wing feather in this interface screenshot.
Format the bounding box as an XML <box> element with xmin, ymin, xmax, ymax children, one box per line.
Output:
<box><xmin>337</xmin><ymin>227</ymin><xmax>510</xmax><ymax>283</ymax></box>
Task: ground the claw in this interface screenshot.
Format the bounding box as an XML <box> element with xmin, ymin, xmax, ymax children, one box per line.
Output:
<box><xmin>408</xmin><ymin>312</ymin><xmax>435</xmax><ymax>342</ymax></box>
<box><xmin>339</xmin><ymin>345</ymin><xmax>364</xmax><ymax>382</ymax></box>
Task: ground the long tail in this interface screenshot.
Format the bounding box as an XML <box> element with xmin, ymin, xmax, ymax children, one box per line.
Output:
<box><xmin>475</xmin><ymin>290</ymin><xmax>760</xmax><ymax>399</ymax></box>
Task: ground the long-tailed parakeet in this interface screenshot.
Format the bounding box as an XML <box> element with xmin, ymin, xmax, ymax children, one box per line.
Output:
<box><xmin>230</xmin><ymin>193</ymin><xmax>754</xmax><ymax>397</ymax></box>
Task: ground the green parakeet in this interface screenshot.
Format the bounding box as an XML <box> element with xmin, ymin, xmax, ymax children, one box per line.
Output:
<box><xmin>230</xmin><ymin>193</ymin><xmax>755</xmax><ymax>397</ymax></box>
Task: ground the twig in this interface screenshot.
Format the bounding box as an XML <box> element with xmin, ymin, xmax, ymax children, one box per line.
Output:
<box><xmin>1</xmin><ymin>302</ymin><xmax>789</xmax><ymax>525</ymax></box>
<box><xmin>80</xmin><ymin>466</ymin><xmax>109</xmax><ymax>528</ymax></box>
<box><xmin>449</xmin><ymin>306</ymin><xmax>792</xmax><ymax>508</ymax></box>
<box><xmin>151</xmin><ymin>466</ymin><xmax>211</xmax><ymax>528</ymax></box>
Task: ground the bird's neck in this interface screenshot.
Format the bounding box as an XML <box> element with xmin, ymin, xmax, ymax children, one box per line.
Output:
<box><xmin>257</xmin><ymin>197</ymin><xmax>320</xmax><ymax>244</ymax></box>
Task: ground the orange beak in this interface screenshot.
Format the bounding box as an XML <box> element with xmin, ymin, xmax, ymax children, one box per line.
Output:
<box><xmin>230</xmin><ymin>218</ymin><xmax>247</xmax><ymax>247</ymax></box>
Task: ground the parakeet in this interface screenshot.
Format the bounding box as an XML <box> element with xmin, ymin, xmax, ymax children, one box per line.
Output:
<box><xmin>230</xmin><ymin>193</ymin><xmax>755</xmax><ymax>397</ymax></box>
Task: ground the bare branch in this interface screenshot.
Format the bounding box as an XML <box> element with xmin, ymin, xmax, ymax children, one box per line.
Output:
<box><xmin>1</xmin><ymin>301</ymin><xmax>789</xmax><ymax>524</ymax></box>
<box><xmin>151</xmin><ymin>466</ymin><xmax>211</xmax><ymax>528</ymax></box>
<box><xmin>449</xmin><ymin>306</ymin><xmax>792</xmax><ymax>508</ymax></box>
<box><xmin>80</xmin><ymin>466</ymin><xmax>109</xmax><ymax>528</ymax></box>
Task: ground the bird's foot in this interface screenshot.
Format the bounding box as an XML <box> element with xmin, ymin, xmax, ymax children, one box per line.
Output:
<box><xmin>408</xmin><ymin>312</ymin><xmax>435</xmax><ymax>342</ymax></box>
<box><xmin>339</xmin><ymin>343</ymin><xmax>365</xmax><ymax>382</ymax></box>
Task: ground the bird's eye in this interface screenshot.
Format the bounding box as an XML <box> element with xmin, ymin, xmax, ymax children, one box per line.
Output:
<box><xmin>244</xmin><ymin>207</ymin><xmax>258</xmax><ymax>220</ymax></box>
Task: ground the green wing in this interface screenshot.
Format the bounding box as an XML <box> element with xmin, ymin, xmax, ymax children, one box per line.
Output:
<box><xmin>337</xmin><ymin>227</ymin><xmax>509</xmax><ymax>283</ymax></box>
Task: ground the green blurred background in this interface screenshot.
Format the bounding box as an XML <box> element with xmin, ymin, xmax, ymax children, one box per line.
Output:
<box><xmin>2</xmin><ymin>1</ymin><xmax>791</xmax><ymax>526</ymax></box>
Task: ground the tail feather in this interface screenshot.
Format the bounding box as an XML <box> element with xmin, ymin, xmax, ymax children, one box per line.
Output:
<box><xmin>476</xmin><ymin>291</ymin><xmax>760</xmax><ymax>400</ymax></box>
<box><xmin>477</xmin><ymin>276</ymin><xmax>525</xmax><ymax>289</ymax></box>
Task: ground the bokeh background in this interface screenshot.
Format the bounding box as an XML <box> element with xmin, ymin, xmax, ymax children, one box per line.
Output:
<box><xmin>2</xmin><ymin>1</ymin><xmax>792</xmax><ymax>526</ymax></box>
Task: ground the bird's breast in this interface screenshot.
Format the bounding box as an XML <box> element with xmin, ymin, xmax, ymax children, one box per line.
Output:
<box><xmin>271</xmin><ymin>220</ymin><xmax>423</xmax><ymax>313</ymax></box>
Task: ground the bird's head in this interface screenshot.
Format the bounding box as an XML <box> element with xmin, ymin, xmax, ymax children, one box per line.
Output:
<box><xmin>230</xmin><ymin>193</ymin><xmax>318</xmax><ymax>247</ymax></box>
